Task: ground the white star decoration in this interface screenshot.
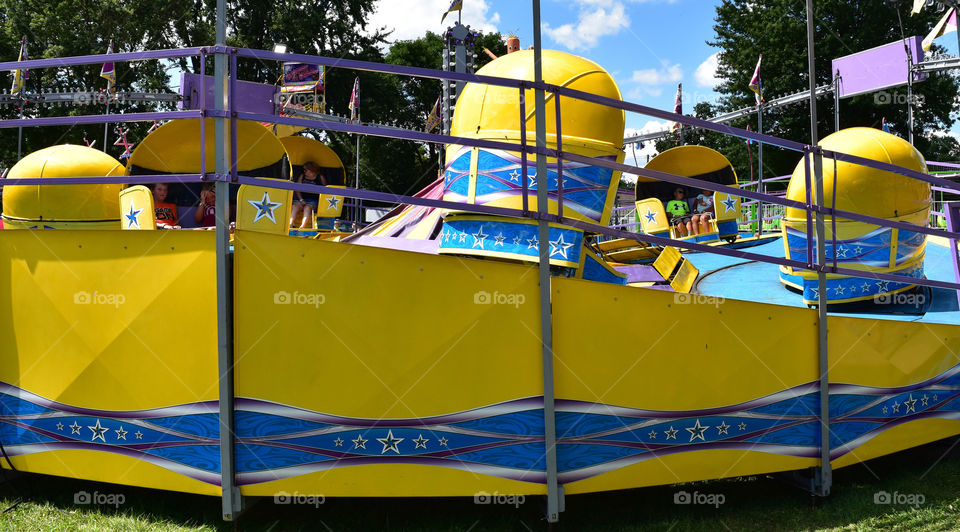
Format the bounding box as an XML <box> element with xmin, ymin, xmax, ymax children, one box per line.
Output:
<box><xmin>247</xmin><ymin>192</ymin><xmax>282</xmax><ymax>224</ymax></box>
<box><xmin>686</xmin><ymin>419</ymin><xmax>710</xmax><ymax>442</ymax></box>
<box><xmin>717</xmin><ymin>421</ymin><xmax>730</xmax><ymax>435</ymax></box>
<box><xmin>135</xmin><ymin>431</ymin><xmax>143</xmax><ymax>440</ymax></box>
<box><xmin>494</xmin><ymin>232</ymin><xmax>506</xmax><ymax>247</ymax></box>
<box><xmin>439</xmin><ymin>437</ymin><xmax>449</xmax><ymax>447</ymax></box>
<box><xmin>835</xmin><ymin>245</ymin><xmax>848</xmax><ymax>258</ymax></box>
<box><xmin>353</xmin><ymin>434</ymin><xmax>368</xmax><ymax>450</ymax></box>
<box><xmin>377</xmin><ymin>430</ymin><xmax>404</xmax><ymax>454</ymax></box>
<box><xmin>413</xmin><ymin>434</ymin><xmax>429</xmax><ymax>449</ymax></box>
<box><xmin>70</xmin><ymin>421</ymin><xmax>82</xmax><ymax>435</ymax></box>
<box><xmin>125</xmin><ymin>202</ymin><xmax>144</xmax><ymax>229</ymax></box>
<box><xmin>664</xmin><ymin>426</ymin><xmax>678</xmax><ymax>440</ymax></box>
<box><xmin>549</xmin><ymin>234</ymin><xmax>574</xmax><ymax>259</ymax></box>
<box><xmin>326</xmin><ymin>196</ymin><xmax>341</xmax><ymax>210</ymax></box>
<box><xmin>472</xmin><ymin>226</ymin><xmax>488</xmax><ymax>249</ymax></box>
<box><xmin>115</xmin><ymin>426</ymin><xmax>128</xmax><ymax>440</ymax></box>
<box><xmin>903</xmin><ymin>394</ymin><xmax>917</xmax><ymax>413</ymax></box>
<box><xmin>527</xmin><ymin>237</ymin><xmax>539</xmax><ymax>250</ymax></box>
<box><xmin>738</xmin><ymin>422</ymin><xmax>747</xmax><ymax>431</ymax></box>
<box><xmin>56</xmin><ymin>422</ymin><xmax>64</xmax><ymax>431</ymax></box>
<box><xmin>88</xmin><ymin>419</ymin><xmax>109</xmax><ymax>442</ymax></box>
<box><xmin>509</xmin><ymin>169</ymin><xmax>520</xmax><ymax>183</ymax></box>
<box><xmin>334</xmin><ymin>437</ymin><xmax>344</xmax><ymax>447</ymax></box>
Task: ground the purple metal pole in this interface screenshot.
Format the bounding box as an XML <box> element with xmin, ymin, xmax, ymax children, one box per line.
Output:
<box><xmin>554</xmin><ymin>90</ymin><xmax>563</xmax><ymax>220</ymax></box>
<box><xmin>229</xmin><ymin>50</ymin><xmax>238</xmax><ymax>182</ymax></box>
<box><xmin>519</xmin><ymin>84</ymin><xmax>529</xmax><ymax>215</ymax></box>
<box><xmin>803</xmin><ymin>148</ymin><xmax>814</xmax><ymax>270</ymax></box>
<box><xmin>200</xmin><ymin>50</ymin><xmax>207</xmax><ymax>179</ymax></box>
<box><xmin>944</xmin><ymin>203</ymin><xmax>960</xmax><ymax>309</ymax></box>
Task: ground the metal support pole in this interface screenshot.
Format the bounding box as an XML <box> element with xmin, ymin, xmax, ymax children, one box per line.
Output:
<box><xmin>806</xmin><ymin>0</ymin><xmax>832</xmax><ymax>497</ymax></box>
<box><xmin>355</xmin><ymin>133</ymin><xmax>361</xmax><ymax>223</ymax></box>
<box><xmin>833</xmin><ymin>72</ymin><xmax>840</xmax><ymax>133</ymax></box>
<box><xmin>532</xmin><ymin>0</ymin><xmax>562</xmax><ymax>523</ymax></box>
<box><xmin>103</xmin><ymin>98</ymin><xmax>110</xmax><ymax>153</ymax></box>
<box><xmin>555</xmin><ymin>91</ymin><xmax>563</xmax><ymax>220</ymax></box>
<box><xmin>756</xmin><ymin>104</ymin><xmax>764</xmax><ymax>236</ymax></box>
<box><xmin>906</xmin><ymin>38</ymin><xmax>915</xmax><ymax>145</ymax></box>
<box><xmin>16</xmin><ymin>102</ymin><xmax>23</xmax><ymax>160</ymax></box>
<box><xmin>519</xmin><ymin>84</ymin><xmax>529</xmax><ymax>215</ymax></box>
<box><xmin>215</xmin><ymin>0</ymin><xmax>241</xmax><ymax>519</ymax></box>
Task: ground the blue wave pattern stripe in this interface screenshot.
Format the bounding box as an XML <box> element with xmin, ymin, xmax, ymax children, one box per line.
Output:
<box><xmin>1</xmin><ymin>361</ymin><xmax>959</xmax><ymax>486</ymax></box>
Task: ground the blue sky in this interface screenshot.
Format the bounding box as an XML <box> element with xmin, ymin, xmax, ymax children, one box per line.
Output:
<box><xmin>369</xmin><ymin>0</ymin><xmax>960</xmax><ymax>153</ymax></box>
<box><xmin>371</xmin><ymin>0</ymin><xmax>726</xmax><ymax>149</ymax></box>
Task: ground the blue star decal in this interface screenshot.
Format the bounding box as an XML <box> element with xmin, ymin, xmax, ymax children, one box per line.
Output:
<box><xmin>247</xmin><ymin>192</ymin><xmax>282</xmax><ymax>224</ymax></box>
<box><xmin>644</xmin><ymin>208</ymin><xmax>658</xmax><ymax>224</ymax></box>
<box><xmin>549</xmin><ymin>234</ymin><xmax>574</xmax><ymax>259</ymax></box>
<box><xmin>125</xmin><ymin>202</ymin><xmax>144</xmax><ymax>229</ymax></box>
<box><xmin>721</xmin><ymin>196</ymin><xmax>737</xmax><ymax>213</ymax></box>
<box><xmin>326</xmin><ymin>196</ymin><xmax>341</xmax><ymax>211</ymax></box>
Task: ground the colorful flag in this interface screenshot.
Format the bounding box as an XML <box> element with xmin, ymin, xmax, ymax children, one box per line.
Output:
<box><xmin>100</xmin><ymin>40</ymin><xmax>117</xmax><ymax>94</ymax></box>
<box><xmin>748</xmin><ymin>55</ymin><xmax>764</xmax><ymax>105</ymax></box>
<box><xmin>10</xmin><ymin>37</ymin><xmax>28</xmax><ymax>97</ymax></box>
<box><xmin>348</xmin><ymin>77</ymin><xmax>360</xmax><ymax>121</ymax></box>
<box><xmin>441</xmin><ymin>0</ymin><xmax>463</xmax><ymax>24</ymax></box>
<box><xmin>671</xmin><ymin>83</ymin><xmax>682</xmax><ymax>130</ymax></box>
<box><xmin>882</xmin><ymin>117</ymin><xmax>892</xmax><ymax>133</ymax></box>
<box><xmin>425</xmin><ymin>95</ymin><xmax>442</xmax><ymax>132</ymax></box>
<box><xmin>922</xmin><ymin>8</ymin><xmax>958</xmax><ymax>51</ymax></box>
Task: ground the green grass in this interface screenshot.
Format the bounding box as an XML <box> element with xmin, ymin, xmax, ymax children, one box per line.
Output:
<box><xmin>0</xmin><ymin>437</ymin><xmax>958</xmax><ymax>531</ymax></box>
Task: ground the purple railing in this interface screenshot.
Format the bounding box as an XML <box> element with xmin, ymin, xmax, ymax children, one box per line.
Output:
<box><xmin>2</xmin><ymin>45</ymin><xmax>960</xmax><ymax>295</ymax></box>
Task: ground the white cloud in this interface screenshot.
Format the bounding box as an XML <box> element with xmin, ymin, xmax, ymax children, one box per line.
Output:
<box><xmin>631</xmin><ymin>60</ymin><xmax>683</xmax><ymax>85</ymax></box>
<box><xmin>694</xmin><ymin>52</ymin><xmax>720</xmax><ymax>88</ymax></box>
<box><xmin>368</xmin><ymin>0</ymin><xmax>500</xmax><ymax>44</ymax></box>
<box><xmin>543</xmin><ymin>1</ymin><xmax>630</xmax><ymax>51</ymax></box>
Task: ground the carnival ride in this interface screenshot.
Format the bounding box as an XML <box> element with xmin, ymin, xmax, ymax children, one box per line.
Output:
<box><xmin>1</xmin><ymin>17</ymin><xmax>960</xmax><ymax>528</ymax></box>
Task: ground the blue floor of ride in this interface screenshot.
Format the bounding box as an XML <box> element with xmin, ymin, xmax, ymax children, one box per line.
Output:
<box><xmin>687</xmin><ymin>236</ymin><xmax>960</xmax><ymax>325</ymax></box>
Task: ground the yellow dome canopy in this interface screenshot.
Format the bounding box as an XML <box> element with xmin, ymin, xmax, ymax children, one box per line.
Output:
<box><xmin>785</xmin><ymin>127</ymin><xmax>929</xmax><ymax>223</ymax></box>
<box><xmin>450</xmin><ymin>49</ymin><xmax>625</xmax><ymax>151</ymax></box>
<box><xmin>280</xmin><ymin>136</ymin><xmax>344</xmax><ymax>170</ymax></box>
<box><xmin>127</xmin><ymin>119</ymin><xmax>290</xmax><ymax>178</ymax></box>
<box><xmin>2</xmin><ymin>145</ymin><xmax>124</xmax><ymax>225</ymax></box>
<box><xmin>280</xmin><ymin>136</ymin><xmax>347</xmax><ymax>186</ymax></box>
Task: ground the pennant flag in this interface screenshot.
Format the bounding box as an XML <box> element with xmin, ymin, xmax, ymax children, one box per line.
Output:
<box><xmin>348</xmin><ymin>77</ymin><xmax>360</xmax><ymax>121</ymax></box>
<box><xmin>10</xmin><ymin>37</ymin><xmax>28</xmax><ymax>97</ymax></box>
<box><xmin>748</xmin><ymin>55</ymin><xmax>764</xmax><ymax>105</ymax></box>
<box><xmin>100</xmin><ymin>40</ymin><xmax>117</xmax><ymax>94</ymax></box>
<box><xmin>911</xmin><ymin>0</ymin><xmax>926</xmax><ymax>15</ymax></box>
<box><xmin>441</xmin><ymin>0</ymin><xmax>463</xmax><ymax>24</ymax></box>
<box><xmin>671</xmin><ymin>83</ymin><xmax>682</xmax><ymax>130</ymax></box>
<box><xmin>425</xmin><ymin>94</ymin><xmax>442</xmax><ymax>132</ymax></box>
<box><xmin>923</xmin><ymin>8</ymin><xmax>958</xmax><ymax>51</ymax></box>
<box><xmin>882</xmin><ymin>117</ymin><xmax>892</xmax><ymax>133</ymax></box>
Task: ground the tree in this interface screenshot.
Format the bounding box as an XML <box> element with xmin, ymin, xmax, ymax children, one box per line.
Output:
<box><xmin>659</xmin><ymin>0</ymin><xmax>960</xmax><ymax>180</ymax></box>
<box><xmin>324</xmin><ymin>30</ymin><xmax>507</xmax><ymax>199</ymax></box>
